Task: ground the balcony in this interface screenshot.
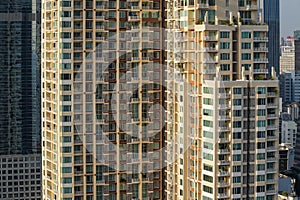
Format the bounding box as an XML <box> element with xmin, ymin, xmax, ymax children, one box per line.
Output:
<box><xmin>217</xmin><ymin>193</ymin><xmax>230</xmax><ymax>199</ymax></box>
<box><xmin>267</xmin><ymin>125</ymin><xmax>278</xmax><ymax>130</ymax></box>
<box><xmin>218</xmin><ymin>138</ymin><xmax>230</xmax><ymax>143</ymax></box>
<box><xmin>267</xmin><ymin>92</ymin><xmax>277</xmax><ymax>97</ymax></box>
<box><xmin>218</xmin><ymin>116</ymin><xmax>231</xmax><ymax>121</ymax></box>
<box><xmin>267</xmin><ymin>114</ymin><xmax>277</xmax><ymax>118</ymax></box>
<box><xmin>128</xmin><ymin>16</ymin><xmax>140</xmax><ymax>21</ymax></box>
<box><xmin>219</xmin><ymin>127</ymin><xmax>230</xmax><ymax>132</ymax></box>
<box><xmin>203</xmin><ymin>36</ymin><xmax>217</xmax><ymax>41</ymax></box>
<box><xmin>218</xmin><ymin>160</ymin><xmax>230</xmax><ymax>165</ymax></box>
<box><xmin>218</xmin><ymin>171</ymin><xmax>230</xmax><ymax>177</ymax></box>
<box><xmin>254</xmin><ymin>58</ymin><xmax>268</xmax><ymax>63</ymax></box>
<box><xmin>197</xmin><ymin>3</ymin><xmax>209</xmax><ymax>8</ymax></box>
<box><xmin>218</xmin><ymin>181</ymin><xmax>230</xmax><ymax>187</ymax></box>
<box><xmin>253</xmin><ymin>68</ymin><xmax>268</xmax><ymax>73</ymax></box>
<box><xmin>203</xmin><ymin>58</ymin><xmax>217</xmax><ymax>64</ymax></box>
<box><xmin>202</xmin><ymin>47</ymin><xmax>217</xmax><ymax>52</ymax></box>
<box><xmin>254</xmin><ymin>37</ymin><xmax>268</xmax><ymax>42</ymax></box>
<box><xmin>254</xmin><ymin>47</ymin><xmax>268</xmax><ymax>52</ymax></box>
<box><xmin>218</xmin><ymin>149</ymin><xmax>230</xmax><ymax>154</ymax></box>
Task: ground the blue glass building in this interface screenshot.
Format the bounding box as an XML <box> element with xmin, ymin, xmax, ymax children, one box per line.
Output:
<box><xmin>259</xmin><ymin>0</ymin><xmax>280</xmax><ymax>75</ymax></box>
<box><xmin>0</xmin><ymin>0</ymin><xmax>41</xmax><ymax>154</ymax></box>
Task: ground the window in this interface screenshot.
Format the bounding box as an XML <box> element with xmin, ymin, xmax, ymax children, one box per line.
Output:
<box><xmin>203</xmin><ymin>109</ymin><xmax>213</xmax><ymax>116</ymax></box>
<box><xmin>233</xmin><ymin>176</ymin><xmax>241</xmax><ymax>183</ymax></box>
<box><xmin>203</xmin><ymin>175</ymin><xmax>213</xmax><ymax>183</ymax></box>
<box><xmin>257</xmin><ymin>87</ymin><xmax>266</xmax><ymax>94</ymax></box>
<box><xmin>257</xmin><ymin>153</ymin><xmax>265</xmax><ymax>160</ymax></box>
<box><xmin>233</xmin><ymin>99</ymin><xmax>242</xmax><ymax>106</ymax></box>
<box><xmin>203</xmin><ymin>87</ymin><xmax>213</xmax><ymax>94</ymax></box>
<box><xmin>233</xmin><ymin>187</ymin><xmax>241</xmax><ymax>194</ymax></box>
<box><xmin>203</xmin><ymin>131</ymin><xmax>213</xmax><ymax>139</ymax></box>
<box><xmin>257</xmin><ymin>164</ymin><xmax>265</xmax><ymax>171</ymax></box>
<box><xmin>233</xmin><ymin>121</ymin><xmax>241</xmax><ymax>128</ymax></box>
<box><xmin>203</xmin><ymin>153</ymin><xmax>213</xmax><ymax>161</ymax></box>
<box><xmin>220</xmin><ymin>64</ymin><xmax>230</xmax><ymax>71</ymax></box>
<box><xmin>233</xmin><ymin>110</ymin><xmax>242</xmax><ymax>117</ymax></box>
<box><xmin>61</xmin><ymin>32</ymin><xmax>71</xmax><ymax>39</ymax></box>
<box><xmin>203</xmin><ymin>98</ymin><xmax>213</xmax><ymax>105</ymax></box>
<box><xmin>257</xmin><ymin>131</ymin><xmax>265</xmax><ymax>138</ymax></box>
<box><xmin>258</xmin><ymin>98</ymin><xmax>266</xmax><ymax>105</ymax></box>
<box><xmin>256</xmin><ymin>186</ymin><xmax>265</xmax><ymax>193</ymax></box>
<box><xmin>220</xmin><ymin>53</ymin><xmax>230</xmax><ymax>60</ymax></box>
<box><xmin>257</xmin><ymin>109</ymin><xmax>266</xmax><ymax>116</ymax></box>
<box><xmin>204</xmin><ymin>142</ymin><xmax>213</xmax><ymax>150</ymax></box>
<box><xmin>203</xmin><ymin>120</ymin><xmax>213</xmax><ymax>128</ymax></box>
<box><xmin>233</xmin><ymin>88</ymin><xmax>242</xmax><ymax>94</ymax></box>
<box><xmin>242</xmin><ymin>42</ymin><xmax>251</xmax><ymax>49</ymax></box>
<box><xmin>62</xmin><ymin>43</ymin><xmax>71</xmax><ymax>49</ymax></box>
<box><xmin>220</xmin><ymin>42</ymin><xmax>230</xmax><ymax>49</ymax></box>
<box><xmin>233</xmin><ymin>132</ymin><xmax>241</xmax><ymax>139</ymax></box>
<box><xmin>257</xmin><ymin>175</ymin><xmax>265</xmax><ymax>182</ymax></box>
<box><xmin>242</xmin><ymin>53</ymin><xmax>251</xmax><ymax>60</ymax></box>
<box><xmin>63</xmin><ymin>187</ymin><xmax>72</xmax><ymax>194</ymax></box>
<box><xmin>233</xmin><ymin>166</ymin><xmax>241</xmax><ymax>172</ymax></box>
<box><xmin>62</xmin><ymin>167</ymin><xmax>72</xmax><ymax>173</ymax></box>
<box><xmin>62</xmin><ymin>157</ymin><xmax>72</xmax><ymax>163</ymax></box>
<box><xmin>257</xmin><ymin>120</ymin><xmax>266</xmax><ymax>127</ymax></box>
<box><xmin>233</xmin><ymin>143</ymin><xmax>241</xmax><ymax>150</ymax></box>
<box><xmin>62</xmin><ymin>147</ymin><xmax>71</xmax><ymax>153</ymax></box>
<box><xmin>203</xmin><ymin>185</ymin><xmax>213</xmax><ymax>194</ymax></box>
<box><xmin>257</xmin><ymin>142</ymin><xmax>265</xmax><ymax>149</ymax></box>
<box><xmin>220</xmin><ymin>31</ymin><xmax>230</xmax><ymax>38</ymax></box>
<box><xmin>62</xmin><ymin>136</ymin><xmax>71</xmax><ymax>142</ymax></box>
<box><xmin>203</xmin><ymin>164</ymin><xmax>213</xmax><ymax>172</ymax></box>
<box><xmin>233</xmin><ymin>155</ymin><xmax>241</xmax><ymax>161</ymax></box>
<box><xmin>242</xmin><ymin>31</ymin><xmax>251</xmax><ymax>38</ymax></box>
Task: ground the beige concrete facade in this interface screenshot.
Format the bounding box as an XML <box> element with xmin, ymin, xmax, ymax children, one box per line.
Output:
<box><xmin>165</xmin><ymin>0</ymin><xmax>279</xmax><ymax>199</ymax></box>
<box><xmin>42</xmin><ymin>0</ymin><xmax>164</xmax><ymax>199</ymax></box>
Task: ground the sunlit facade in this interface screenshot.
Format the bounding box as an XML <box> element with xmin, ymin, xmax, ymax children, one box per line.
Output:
<box><xmin>42</xmin><ymin>0</ymin><xmax>164</xmax><ymax>199</ymax></box>
<box><xmin>165</xmin><ymin>0</ymin><xmax>279</xmax><ymax>199</ymax></box>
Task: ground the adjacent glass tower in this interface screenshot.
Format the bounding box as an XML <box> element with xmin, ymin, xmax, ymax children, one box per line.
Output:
<box><xmin>259</xmin><ymin>0</ymin><xmax>280</xmax><ymax>75</ymax></box>
<box><xmin>0</xmin><ymin>1</ymin><xmax>41</xmax><ymax>154</ymax></box>
<box><xmin>0</xmin><ymin>1</ymin><xmax>41</xmax><ymax>200</ymax></box>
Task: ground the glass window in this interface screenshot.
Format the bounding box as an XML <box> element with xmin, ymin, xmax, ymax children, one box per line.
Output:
<box><xmin>220</xmin><ymin>31</ymin><xmax>230</xmax><ymax>38</ymax></box>
<box><xmin>242</xmin><ymin>31</ymin><xmax>251</xmax><ymax>38</ymax></box>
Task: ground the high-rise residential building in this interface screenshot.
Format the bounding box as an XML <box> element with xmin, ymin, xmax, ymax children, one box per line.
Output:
<box><xmin>280</xmin><ymin>37</ymin><xmax>295</xmax><ymax>73</ymax></box>
<box><xmin>42</xmin><ymin>0</ymin><xmax>164</xmax><ymax>200</ymax></box>
<box><xmin>280</xmin><ymin>113</ymin><xmax>297</xmax><ymax>147</ymax></box>
<box><xmin>259</xmin><ymin>0</ymin><xmax>280</xmax><ymax>75</ymax></box>
<box><xmin>165</xmin><ymin>0</ymin><xmax>279</xmax><ymax>199</ymax></box>
<box><xmin>0</xmin><ymin>1</ymin><xmax>42</xmax><ymax>200</ymax></box>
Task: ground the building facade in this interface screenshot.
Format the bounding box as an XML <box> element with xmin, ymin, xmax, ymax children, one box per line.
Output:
<box><xmin>294</xmin><ymin>30</ymin><xmax>300</xmax><ymax>71</ymax></box>
<box><xmin>0</xmin><ymin>0</ymin><xmax>41</xmax><ymax>155</ymax></box>
<box><xmin>165</xmin><ymin>0</ymin><xmax>279</xmax><ymax>199</ymax></box>
<box><xmin>259</xmin><ymin>0</ymin><xmax>280</xmax><ymax>75</ymax></box>
<box><xmin>0</xmin><ymin>1</ymin><xmax>41</xmax><ymax>199</ymax></box>
<box><xmin>280</xmin><ymin>38</ymin><xmax>295</xmax><ymax>73</ymax></box>
<box><xmin>0</xmin><ymin>154</ymin><xmax>41</xmax><ymax>200</ymax></box>
<box><xmin>42</xmin><ymin>0</ymin><xmax>164</xmax><ymax>199</ymax></box>
<box><xmin>280</xmin><ymin>113</ymin><xmax>297</xmax><ymax>147</ymax></box>
<box><xmin>280</xmin><ymin>72</ymin><xmax>294</xmax><ymax>103</ymax></box>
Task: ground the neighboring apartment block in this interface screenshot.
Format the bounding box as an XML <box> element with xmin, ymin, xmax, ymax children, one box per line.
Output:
<box><xmin>280</xmin><ymin>38</ymin><xmax>295</xmax><ymax>73</ymax></box>
<box><xmin>42</xmin><ymin>0</ymin><xmax>164</xmax><ymax>199</ymax></box>
<box><xmin>165</xmin><ymin>0</ymin><xmax>279</xmax><ymax>199</ymax></box>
